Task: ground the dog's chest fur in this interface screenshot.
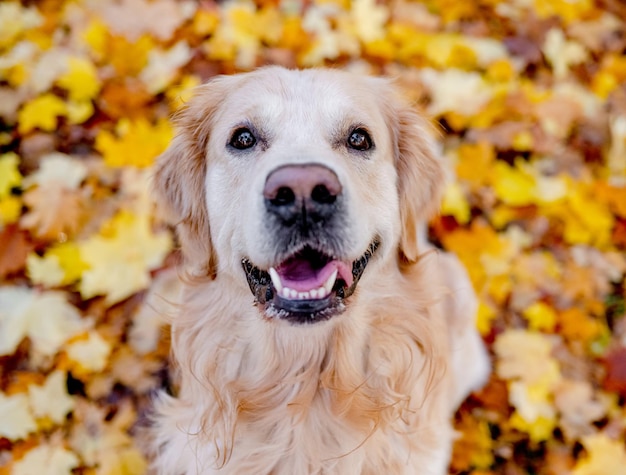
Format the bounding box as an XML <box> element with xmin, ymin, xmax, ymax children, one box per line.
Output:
<box><xmin>151</xmin><ymin>272</ymin><xmax>452</xmax><ymax>475</ymax></box>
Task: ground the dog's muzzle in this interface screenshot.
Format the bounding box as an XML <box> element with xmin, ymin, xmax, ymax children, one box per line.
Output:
<box><xmin>242</xmin><ymin>164</ymin><xmax>380</xmax><ymax>324</ymax></box>
<box><xmin>242</xmin><ymin>240</ymin><xmax>379</xmax><ymax>324</ymax></box>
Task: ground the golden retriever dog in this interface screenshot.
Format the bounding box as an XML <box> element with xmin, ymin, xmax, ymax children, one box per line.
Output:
<box><xmin>150</xmin><ymin>67</ymin><xmax>489</xmax><ymax>475</ymax></box>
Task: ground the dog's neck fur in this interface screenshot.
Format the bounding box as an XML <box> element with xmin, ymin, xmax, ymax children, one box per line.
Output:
<box><xmin>153</xmin><ymin>259</ymin><xmax>453</xmax><ymax>474</ymax></box>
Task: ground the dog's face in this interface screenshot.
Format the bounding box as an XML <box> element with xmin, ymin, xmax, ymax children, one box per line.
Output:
<box><xmin>154</xmin><ymin>67</ymin><xmax>444</xmax><ymax>325</ymax></box>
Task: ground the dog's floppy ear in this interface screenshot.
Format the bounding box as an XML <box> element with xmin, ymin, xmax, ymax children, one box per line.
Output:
<box><xmin>153</xmin><ymin>80</ymin><xmax>230</xmax><ymax>278</ymax></box>
<box><xmin>386</xmin><ymin>91</ymin><xmax>445</xmax><ymax>263</ymax></box>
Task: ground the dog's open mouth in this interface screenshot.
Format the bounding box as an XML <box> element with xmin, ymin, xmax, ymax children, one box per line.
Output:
<box><xmin>242</xmin><ymin>240</ymin><xmax>380</xmax><ymax>324</ymax></box>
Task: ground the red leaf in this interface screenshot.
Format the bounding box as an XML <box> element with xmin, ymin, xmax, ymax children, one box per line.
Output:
<box><xmin>602</xmin><ymin>347</ymin><xmax>626</xmax><ymax>397</ymax></box>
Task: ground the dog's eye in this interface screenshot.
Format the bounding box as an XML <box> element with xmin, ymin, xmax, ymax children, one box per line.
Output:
<box><xmin>347</xmin><ymin>128</ymin><xmax>372</xmax><ymax>151</ymax></box>
<box><xmin>229</xmin><ymin>128</ymin><xmax>256</xmax><ymax>150</ymax></box>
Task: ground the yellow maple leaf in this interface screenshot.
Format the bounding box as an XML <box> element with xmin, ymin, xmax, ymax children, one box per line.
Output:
<box><xmin>51</xmin><ymin>242</ymin><xmax>88</xmax><ymax>285</ymax></box>
<box><xmin>0</xmin><ymin>195</ymin><xmax>22</xmax><ymax>225</ymax></box>
<box><xmin>0</xmin><ymin>391</ymin><xmax>37</xmax><ymax>440</ymax></box>
<box><xmin>78</xmin><ymin>211</ymin><xmax>172</xmax><ymax>304</ymax></box>
<box><xmin>193</xmin><ymin>9</ymin><xmax>219</xmax><ymax>36</ymax></box>
<box><xmin>66</xmin><ymin>99</ymin><xmax>95</xmax><ymax>125</ymax></box>
<box><xmin>26</xmin><ymin>242</ymin><xmax>88</xmax><ymax>288</ymax></box>
<box><xmin>476</xmin><ymin>301</ymin><xmax>497</xmax><ymax>335</ymax></box>
<box><xmin>549</xmin><ymin>181</ymin><xmax>615</xmax><ymax>248</ymax></box>
<box><xmin>573</xmin><ymin>433</ymin><xmax>626</xmax><ymax>475</ymax></box>
<box><xmin>490</xmin><ymin>161</ymin><xmax>536</xmax><ymax>207</ymax></box>
<box><xmin>523</xmin><ymin>301</ymin><xmax>557</xmax><ymax>332</ymax></box>
<box><xmin>95</xmin><ymin>118</ymin><xmax>173</xmax><ymax>168</ymax></box>
<box><xmin>441</xmin><ymin>182</ymin><xmax>471</xmax><ymax>224</ymax></box>
<box><xmin>0</xmin><ymin>152</ymin><xmax>22</xmax><ymax>199</ymax></box>
<box><xmin>56</xmin><ymin>57</ymin><xmax>101</xmax><ymax>102</ymax></box>
<box><xmin>82</xmin><ymin>19</ymin><xmax>108</xmax><ymax>60</ymax></box>
<box><xmin>442</xmin><ymin>221</ymin><xmax>511</xmax><ymax>290</ymax></box>
<box><xmin>534</xmin><ymin>0</ymin><xmax>594</xmax><ymax>24</ymax></box>
<box><xmin>509</xmin><ymin>411</ymin><xmax>556</xmax><ymax>443</ymax></box>
<box><xmin>17</xmin><ymin>94</ymin><xmax>67</xmax><ymax>134</ymax></box>
<box><xmin>455</xmin><ymin>142</ymin><xmax>495</xmax><ymax>189</ymax></box>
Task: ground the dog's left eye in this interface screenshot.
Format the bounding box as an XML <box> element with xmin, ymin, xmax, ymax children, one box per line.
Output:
<box><xmin>229</xmin><ymin>128</ymin><xmax>257</xmax><ymax>150</ymax></box>
<box><xmin>347</xmin><ymin>128</ymin><xmax>372</xmax><ymax>151</ymax></box>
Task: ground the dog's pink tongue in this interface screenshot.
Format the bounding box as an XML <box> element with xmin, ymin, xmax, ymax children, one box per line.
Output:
<box><xmin>277</xmin><ymin>258</ymin><xmax>353</xmax><ymax>292</ymax></box>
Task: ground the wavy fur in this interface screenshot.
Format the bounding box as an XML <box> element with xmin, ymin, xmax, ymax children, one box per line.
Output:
<box><xmin>150</xmin><ymin>67</ymin><xmax>489</xmax><ymax>475</ymax></box>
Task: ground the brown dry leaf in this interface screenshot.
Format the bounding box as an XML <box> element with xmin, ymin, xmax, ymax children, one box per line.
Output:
<box><xmin>554</xmin><ymin>379</ymin><xmax>605</xmax><ymax>440</ymax></box>
<box><xmin>0</xmin><ymin>225</ymin><xmax>34</xmax><ymax>278</ymax></box>
<box><xmin>98</xmin><ymin>80</ymin><xmax>154</xmax><ymax>120</ymax></box>
<box><xmin>110</xmin><ymin>346</ymin><xmax>161</xmax><ymax>394</ymax></box>
<box><xmin>534</xmin><ymin>95</ymin><xmax>583</xmax><ymax>139</ymax></box>
<box><xmin>602</xmin><ymin>347</ymin><xmax>626</xmax><ymax>397</ymax></box>
<box><xmin>21</xmin><ymin>185</ymin><xmax>83</xmax><ymax>241</ymax></box>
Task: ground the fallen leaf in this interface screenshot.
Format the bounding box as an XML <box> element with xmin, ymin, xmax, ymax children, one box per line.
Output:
<box><xmin>78</xmin><ymin>211</ymin><xmax>172</xmax><ymax>304</ymax></box>
<box><xmin>602</xmin><ymin>346</ymin><xmax>626</xmax><ymax>397</ymax></box>
<box><xmin>94</xmin><ymin>118</ymin><xmax>173</xmax><ymax>168</ymax></box>
<box><xmin>22</xmin><ymin>153</ymin><xmax>87</xmax><ymax>190</ymax></box>
<box><xmin>0</xmin><ymin>392</ymin><xmax>37</xmax><ymax>440</ymax></box>
<box><xmin>21</xmin><ymin>185</ymin><xmax>83</xmax><ymax>241</ymax></box>
<box><xmin>12</xmin><ymin>443</ymin><xmax>79</xmax><ymax>475</ymax></box>
<box><xmin>0</xmin><ymin>152</ymin><xmax>22</xmax><ymax>199</ymax></box>
<box><xmin>65</xmin><ymin>331</ymin><xmax>111</xmax><ymax>375</ymax></box>
<box><xmin>0</xmin><ymin>225</ymin><xmax>34</xmax><ymax>278</ymax></box>
<box><xmin>0</xmin><ymin>287</ymin><xmax>89</xmax><ymax>357</ymax></box>
<box><xmin>28</xmin><ymin>370</ymin><xmax>75</xmax><ymax>425</ymax></box>
<box><xmin>572</xmin><ymin>433</ymin><xmax>626</xmax><ymax>475</ymax></box>
<box><xmin>139</xmin><ymin>41</ymin><xmax>192</xmax><ymax>94</ymax></box>
<box><xmin>554</xmin><ymin>379</ymin><xmax>605</xmax><ymax>440</ymax></box>
<box><xmin>94</xmin><ymin>0</ymin><xmax>193</xmax><ymax>41</ymax></box>
<box><xmin>17</xmin><ymin>94</ymin><xmax>67</xmax><ymax>135</ymax></box>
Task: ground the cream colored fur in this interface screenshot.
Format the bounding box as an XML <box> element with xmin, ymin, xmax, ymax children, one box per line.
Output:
<box><xmin>150</xmin><ymin>67</ymin><xmax>489</xmax><ymax>475</ymax></box>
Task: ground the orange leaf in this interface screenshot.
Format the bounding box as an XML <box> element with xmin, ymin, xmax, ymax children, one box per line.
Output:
<box><xmin>0</xmin><ymin>225</ymin><xmax>34</xmax><ymax>278</ymax></box>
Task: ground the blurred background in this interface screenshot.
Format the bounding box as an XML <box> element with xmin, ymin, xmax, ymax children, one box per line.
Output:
<box><xmin>0</xmin><ymin>0</ymin><xmax>625</xmax><ymax>473</ymax></box>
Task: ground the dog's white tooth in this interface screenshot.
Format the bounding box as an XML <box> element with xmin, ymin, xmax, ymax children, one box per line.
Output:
<box><xmin>317</xmin><ymin>287</ymin><xmax>327</xmax><ymax>299</ymax></box>
<box><xmin>298</xmin><ymin>292</ymin><xmax>309</xmax><ymax>300</ymax></box>
<box><xmin>289</xmin><ymin>289</ymin><xmax>298</xmax><ymax>299</ymax></box>
<box><xmin>282</xmin><ymin>287</ymin><xmax>292</xmax><ymax>299</ymax></box>
<box><xmin>310</xmin><ymin>289</ymin><xmax>318</xmax><ymax>299</ymax></box>
<box><xmin>323</xmin><ymin>269</ymin><xmax>338</xmax><ymax>294</ymax></box>
<box><xmin>268</xmin><ymin>267</ymin><xmax>283</xmax><ymax>292</ymax></box>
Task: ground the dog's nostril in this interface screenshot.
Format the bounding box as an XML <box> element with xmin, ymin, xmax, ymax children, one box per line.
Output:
<box><xmin>311</xmin><ymin>184</ymin><xmax>336</xmax><ymax>205</ymax></box>
<box><xmin>271</xmin><ymin>187</ymin><xmax>296</xmax><ymax>206</ymax></box>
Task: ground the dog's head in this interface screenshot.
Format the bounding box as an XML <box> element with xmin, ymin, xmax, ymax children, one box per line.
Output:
<box><xmin>154</xmin><ymin>67</ymin><xmax>444</xmax><ymax>325</ymax></box>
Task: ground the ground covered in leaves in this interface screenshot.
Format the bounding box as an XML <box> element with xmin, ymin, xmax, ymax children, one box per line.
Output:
<box><xmin>1</xmin><ymin>0</ymin><xmax>625</xmax><ymax>473</ymax></box>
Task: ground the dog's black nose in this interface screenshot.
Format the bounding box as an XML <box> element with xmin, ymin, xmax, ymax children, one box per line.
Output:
<box><xmin>263</xmin><ymin>164</ymin><xmax>342</xmax><ymax>227</ymax></box>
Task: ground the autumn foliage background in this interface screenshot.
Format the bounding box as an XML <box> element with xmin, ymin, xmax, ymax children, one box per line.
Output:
<box><xmin>1</xmin><ymin>0</ymin><xmax>626</xmax><ymax>473</ymax></box>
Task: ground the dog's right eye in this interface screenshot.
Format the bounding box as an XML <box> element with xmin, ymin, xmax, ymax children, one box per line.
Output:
<box><xmin>229</xmin><ymin>128</ymin><xmax>256</xmax><ymax>150</ymax></box>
